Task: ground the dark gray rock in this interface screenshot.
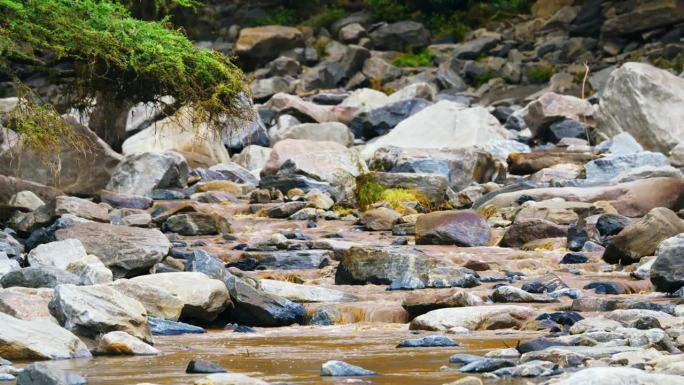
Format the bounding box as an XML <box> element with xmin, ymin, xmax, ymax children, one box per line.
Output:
<box><xmin>548</xmin><ymin>119</ymin><xmax>587</xmax><ymax>143</ymax></box>
<box><xmin>266</xmin><ymin>202</ymin><xmax>307</xmax><ymax>219</ymax></box>
<box><xmin>208</xmin><ymin>162</ymin><xmax>260</xmax><ymax>186</ymax></box>
<box><xmin>651</xmin><ymin>234</ymin><xmax>684</xmax><ymax>293</ymax></box>
<box><xmin>185</xmin><ymin>250</ymin><xmax>226</xmax><ymax>280</ymax></box>
<box><xmin>186</xmin><ymin>359</ymin><xmax>226</xmax><ymax>374</ymax></box>
<box><xmin>449</xmin><ymin>354</ymin><xmax>483</xmax><ymax>365</ymax></box>
<box><xmin>521</xmin><ymin>273</ymin><xmax>568</xmax><ymax>294</ymax></box>
<box><xmin>397</xmin><ymin>335</ymin><xmax>458</xmax><ymax>348</ymax></box>
<box><xmin>320</xmin><ymin>360</ymin><xmax>377</xmax><ymax>377</ymax></box>
<box><xmin>596</xmin><ymin>214</ymin><xmax>631</xmax><ymax>237</ymax></box>
<box><xmin>0</xmin><ymin>267</ymin><xmax>80</xmax><ymax>289</ymax></box>
<box><xmin>350</xmin><ymin>99</ymin><xmax>431</xmax><ymax>140</ymax></box>
<box><xmin>451</xmin><ymin>36</ymin><xmax>500</xmax><ymax>60</ymax></box>
<box><xmin>561</xmin><ymin>253</ymin><xmax>588</xmax><ymax>264</ymax></box>
<box><xmin>233</xmin><ymin>250</ymin><xmax>331</xmax><ymax>271</ymax></box>
<box><xmin>460</xmin><ymin>359</ymin><xmax>515</xmax><ymax>373</ymax></box>
<box><xmin>584</xmin><ymin>281</ymin><xmax>626</xmax><ymax>295</ymax></box>
<box><xmin>16</xmin><ymin>363</ymin><xmax>86</xmax><ymax>385</ymax></box>
<box><xmin>369</xmin><ymin>21</ymin><xmax>430</xmax><ymax>51</ymax></box>
<box><xmin>147</xmin><ymin>317</ymin><xmax>206</xmax><ymax>336</ymax></box>
<box><xmin>98</xmin><ymin>190</ymin><xmax>151</xmax><ymax>209</ymax></box>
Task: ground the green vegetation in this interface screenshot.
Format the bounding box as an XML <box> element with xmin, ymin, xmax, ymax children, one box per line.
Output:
<box><xmin>472</xmin><ymin>68</ymin><xmax>496</xmax><ymax>87</ymax></box>
<box><xmin>355</xmin><ymin>172</ymin><xmax>429</xmax><ymax>211</ymax></box>
<box><xmin>653</xmin><ymin>53</ymin><xmax>684</xmax><ymax>74</ymax></box>
<box><xmin>0</xmin><ymin>0</ymin><xmax>249</xmax><ymax>150</ymax></box>
<box><xmin>392</xmin><ymin>49</ymin><xmax>434</xmax><ymax>68</ymax></box>
<box><xmin>252</xmin><ymin>6</ymin><xmax>299</xmax><ymax>26</ymax></box>
<box><xmin>528</xmin><ymin>64</ymin><xmax>554</xmax><ymax>84</ymax></box>
<box><xmin>301</xmin><ymin>6</ymin><xmax>348</xmax><ymax>29</ymax></box>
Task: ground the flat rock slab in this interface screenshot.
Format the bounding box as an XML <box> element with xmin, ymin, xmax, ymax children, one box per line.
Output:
<box><xmin>409</xmin><ymin>305</ymin><xmax>536</xmax><ymax>331</ymax></box>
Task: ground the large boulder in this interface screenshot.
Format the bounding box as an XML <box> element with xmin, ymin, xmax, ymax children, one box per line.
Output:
<box><xmin>409</xmin><ymin>305</ymin><xmax>536</xmax><ymax>331</ymax></box>
<box><xmin>370</xmin><ymin>172</ymin><xmax>449</xmax><ymax>206</ymax></box>
<box><xmin>121</xmin><ymin>108</ymin><xmax>230</xmax><ymax>168</ymax></box>
<box><xmin>0</xmin><ymin>313</ymin><xmax>91</xmax><ymax>359</ymax></box>
<box><xmin>369</xmin><ymin>21</ymin><xmax>431</xmax><ymax>51</ymax></box>
<box><xmin>261</xmin><ymin>93</ymin><xmax>337</xmax><ymax>123</ymax></box>
<box><xmin>236</xmin><ymin>26</ymin><xmax>304</xmax><ymax>66</ymax></box>
<box><xmin>0</xmin><ymin>287</ymin><xmax>54</xmax><ymax>320</ymax></box>
<box><xmin>27</xmin><ymin>239</ymin><xmax>88</xmax><ymax>270</ymax></box>
<box><xmin>106</xmin><ymin>151</ymin><xmax>188</xmax><ymax>197</ymax></box>
<box><xmin>15</xmin><ymin>362</ymin><xmax>86</xmax><ymax>385</ymax></box>
<box><xmin>49</xmin><ymin>284</ymin><xmax>151</xmax><ymax>342</ymax></box>
<box><xmin>131</xmin><ymin>272</ymin><xmax>232</xmax><ymax>322</ymax></box>
<box><xmin>232</xmin><ymin>145</ymin><xmax>272</xmax><ymax>171</ymax></box>
<box><xmin>415</xmin><ymin>211</ymin><xmax>491</xmax><ymax>246</ymax></box>
<box><xmin>601</xmin><ymin>1</ymin><xmax>684</xmax><ymax>37</ymax></box>
<box><xmin>0</xmin><ymin>116</ymin><xmax>122</xmax><ymax>195</ymax></box>
<box><xmin>603</xmin><ymin>207</ymin><xmax>684</xmax><ymax>265</ymax></box>
<box><xmin>521</xmin><ymin>92</ymin><xmax>594</xmax><ymax>138</ymax></box>
<box><xmin>500</xmin><ymin>219</ymin><xmax>568</xmax><ymax>248</ymax></box>
<box><xmin>55</xmin><ymin>223</ymin><xmax>171</xmax><ymax>278</ymax></box>
<box><xmin>109</xmin><ymin>279</ymin><xmax>184</xmax><ymax>321</ymax></box>
<box><xmin>548</xmin><ymin>367</ymin><xmax>684</xmax><ymax>385</ymax></box>
<box><xmin>350</xmin><ymin>98</ymin><xmax>432</xmax><ymax>140</ymax></box>
<box><xmin>361</xmin><ymin>101</ymin><xmax>511</xmax><ymax>158</ymax></box>
<box><xmin>272</xmin><ymin>122</ymin><xmax>354</xmax><ymax>147</ymax></box>
<box><xmin>0</xmin><ymin>175</ymin><xmax>62</xmax><ymax>205</ymax></box>
<box><xmin>0</xmin><ymin>266</ymin><xmax>80</xmax><ymax>289</ymax></box>
<box><xmin>596</xmin><ymin>62</ymin><xmax>684</xmax><ymax>153</ymax></box>
<box><xmin>651</xmin><ymin>234</ymin><xmax>684</xmax><ymax>293</ymax></box>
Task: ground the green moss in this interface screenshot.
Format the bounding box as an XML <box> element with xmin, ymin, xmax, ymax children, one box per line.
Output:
<box><xmin>472</xmin><ymin>68</ymin><xmax>496</xmax><ymax>87</ymax></box>
<box><xmin>0</xmin><ymin>0</ymin><xmax>249</xmax><ymax>149</ymax></box>
<box><xmin>252</xmin><ymin>6</ymin><xmax>299</xmax><ymax>26</ymax></box>
<box><xmin>653</xmin><ymin>54</ymin><xmax>684</xmax><ymax>73</ymax></box>
<box><xmin>528</xmin><ymin>65</ymin><xmax>554</xmax><ymax>84</ymax></box>
<box><xmin>391</xmin><ymin>49</ymin><xmax>434</xmax><ymax>68</ymax></box>
<box><xmin>354</xmin><ymin>172</ymin><xmax>430</xmax><ymax>211</ymax></box>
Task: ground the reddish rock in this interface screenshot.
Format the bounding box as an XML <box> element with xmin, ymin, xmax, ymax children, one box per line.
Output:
<box><xmin>499</xmin><ymin>218</ymin><xmax>568</xmax><ymax>248</ymax></box>
<box><xmin>415</xmin><ymin>210</ymin><xmax>491</xmax><ymax>246</ymax></box>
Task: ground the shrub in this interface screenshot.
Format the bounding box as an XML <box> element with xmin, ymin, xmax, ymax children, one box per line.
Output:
<box><xmin>528</xmin><ymin>65</ymin><xmax>554</xmax><ymax>84</ymax></box>
<box><xmin>301</xmin><ymin>6</ymin><xmax>348</xmax><ymax>29</ymax></box>
<box><xmin>391</xmin><ymin>49</ymin><xmax>434</xmax><ymax>68</ymax></box>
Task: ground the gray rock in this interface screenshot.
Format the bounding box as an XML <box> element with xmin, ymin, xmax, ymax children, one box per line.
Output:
<box><xmin>272</xmin><ymin>122</ymin><xmax>354</xmax><ymax>147</ymax></box>
<box><xmin>370</xmin><ymin>171</ymin><xmax>450</xmax><ymax>206</ymax></box>
<box><xmin>451</xmin><ymin>36</ymin><xmax>500</xmax><ymax>59</ymax></box>
<box><xmin>106</xmin><ymin>151</ymin><xmax>188</xmax><ymax>197</ymax></box>
<box><xmin>362</xmin><ymin>57</ymin><xmax>401</xmax><ymax>85</ymax></box>
<box><xmin>397</xmin><ymin>335</ymin><xmax>458</xmax><ymax>348</ymax></box>
<box><xmin>350</xmin><ymin>98</ymin><xmax>432</xmax><ymax>140</ymax></box>
<box><xmin>320</xmin><ymin>360</ymin><xmax>376</xmax><ymax>377</ymax></box>
<box><xmin>234</xmin><ymin>250</ymin><xmax>331</xmax><ymax>270</ymax></box>
<box><xmin>0</xmin><ymin>267</ymin><xmax>80</xmax><ymax>289</ymax></box>
<box><xmin>15</xmin><ymin>362</ymin><xmax>86</xmax><ymax>385</ymax></box>
<box><xmin>208</xmin><ymin>162</ymin><xmax>260</xmax><ymax>186</ymax></box>
<box><xmin>164</xmin><ymin>213</ymin><xmax>229</xmax><ymax>236</ymax></box>
<box><xmin>250</xmin><ymin>76</ymin><xmax>293</xmax><ymax>102</ymax></box>
<box><xmin>651</xmin><ymin>234</ymin><xmax>684</xmax><ymax>293</ymax></box>
<box><xmin>459</xmin><ymin>359</ymin><xmax>516</xmax><ymax>373</ymax></box>
<box><xmin>585</xmin><ymin>151</ymin><xmax>670</xmax><ymax>183</ymax></box>
<box><xmin>369</xmin><ymin>21</ymin><xmax>430</xmax><ymax>51</ymax></box>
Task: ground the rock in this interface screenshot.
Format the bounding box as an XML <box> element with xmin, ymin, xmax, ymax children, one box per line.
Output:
<box><xmin>585</xmin><ymin>152</ymin><xmax>670</xmax><ymax>183</ymax></box>
<box><xmin>361</xmin><ymin>101</ymin><xmax>511</xmax><ymax>158</ymax></box>
<box><xmin>98</xmin><ymin>190</ymin><xmax>151</xmax><ymax>210</ymax></box>
<box><xmin>266</xmin><ymin>202</ymin><xmax>307</xmax><ymax>218</ymax></box>
<box><xmin>340</xmin><ymin>88</ymin><xmax>389</xmax><ymax>111</ymax></box>
<box><xmin>601</xmin><ymin>1</ymin><xmax>684</xmax><ymax>36</ymax></box>
<box><xmin>27</xmin><ymin>239</ymin><xmax>87</xmax><ymax>269</ymax></box>
<box><xmin>415</xmin><ymin>211</ymin><xmax>490</xmax><ymax>246</ymax></box>
<box><xmin>147</xmin><ymin>317</ymin><xmax>206</xmax><ymax>336</ymax></box>
<box><xmin>561</xmin><ymin>253</ymin><xmax>588</xmax><ymax>264</ymax></box>
<box><xmin>109</xmin><ymin>279</ymin><xmax>184</xmax><ymax>321</ymax></box>
<box><xmin>670</xmin><ymin>142</ymin><xmax>684</xmax><ymax>167</ymax></box>
<box><xmin>8</xmin><ymin>191</ymin><xmax>44</xmax><ymax>211</ymax></box>
<box><xmin>596</xmin><ymin>214</ymin><xmax>631</xmax><ymax>237</ymax></box>
<box><xmin>361</xmin><ymin>57</ymin><xmax>401</xmax><ymax>85</ymax></box>
<box><xmin>548</xmin><ymin>367</ymin><xmax>684</xmax><ymax>385</ymax></box>
<box><xmin>55</xmin><ymin>223</ymin><xmax>171</xmax><ymax>278</ymax></box>
<box><xmin>164</xmin><ymin>213</ymin><xmax>229</xmax><ymax>236</ymax></box>
<box><xmin>548</xmin><ymin>119</ymin><xmax>587</xmax><ymax>143</ymax></box>
<box><xmin>272</xmin><ymin>122</ymin><xmax>353</xmax><ymax>147</ymax></box>
<box><xmin>500</xmin><ymin>219</ymin><xmax>567</xmax><ymax>248</ymax></box>
<box><xmin>250</xmin><ymin>76</ymin><xmax>293</xmax><ymax>102</ymax></box>
<box><xmin>121</xmin><ymin>107</ymin><xmax>230</xmax><ymax>168</ymax></box>
<box><xmin>451</xmin><ymin>36</ymin><xmax>500</xmax><ymax>59</ymax></box>
<box><xmin>236</xmin><ymin>26</ymin><xmax>303</xmax><ymax>66</ymax></box>
<box><xmin>0</xmin><ymin>117</ymin><xmax>122</xmax><ymax>195</ymax></box>
<box><xmin>397</xmin><ymin>335</ymin><xmax>458</xmax><ymax>348</ymax></box>
<box><xmin>106</xmin><ymin>151</ymin><xmax>188</xmax><ymax>197</ymax></box>
<box><xmin>232</xmin><ymin>145</ymin><xmax>272</xmax><ymax>171</ymax></box>
<box><xmin>234</xmin><ymin>250</ymin><xmax>331</xmax><ymax>270</ymax></box>
<box><xmin>0</xmin><ymin>312</ymin><xmax>91</xmax><ymax>359</ymax></box>
<box><xmin>0</xmin><ymin>252</ymin><xmax>20</xmax><ymax>280</ymax></box>
<box><xmin>186</xmin><ymin>359</ymin><xmax>226</xmax><ymax>374</ymax></box>
<box><xmin>409</xmin><ymin>305</ymin><xmax>536</xmax><ymax>331</ymax></box>
<box><xmin>95</xmin><ymin>331</ymin><xmax>159</xmax><ymax>355</ymax></box>
<box><xmin>402</xmin><ymin>288</ymin><xmax>483</xmax><ymax>319</ymax></box>
<box><xmin>208</xmin><ymin>162</ymin><xmax>260</xmax><ymax>186</ymax></box>
<box><xmin>507</xmin><ymin>151</ymin><xmax>597</xmax><ymax>175</ymax></box>
<box><xmin>369</xmin><ymin>171</ymin><xmax>450</xmax><ymax>205</ymax></box>
<box><xmin>65</xmin><ymin>255</ymin><xmax>113</xmax><ymax>286</ymax></box>
<box><xmin>131</xmin><ymin>272</ymin><xmax>231</xmax><ymax>322</ymax></box>
<box><xmin>193</xmin><ymin>373</ymin><xmax>270</xmax><ymax>385</ymax></box>
<box><xmin>0</xmin><ymin>267</ymin><xmax>80</xmax><ymax>289</ymax></box>
<box><xmin>651</xmin><ymin>234</ymin><xmax>684</xmax><ymax>293</ymax></box>
<box><xmin>262</xmin><ymin>93</ymin><xmax>337</xmax><ymax>123</ymax></box>
<box><xmin>596</xmin><ymin>62</ymin><xmax>684</xmax><ymax>153</ymax></box>
<box><xmin>603</xmin><ymin>207</ymin><xmax>684</xmax><ymax>265</ymax></box>
<box><xmin>261</xmin><ymin>139</ymin><xmax>358</xmax><ymax>177</ymax></box>
<box><xmin>459</xmin><ymin>359</ymin><xmax>516</xmax><ymax>373</ymax></box>
<box><xmin>339</xmin><ymin>22</ymin><xmax>367</xmax><ymax>43</ymax></box>
<box><xmin>298</xmin><ymin>62</ymin><xmax>345</xmax><ymax>92</ymax></box>
<box><xmin>443</xmin><ymin>377</ymin><xmax>483</xmax><ymax>385</ymax></box>
<box><xmin>320</xmin><ymin>360</ymin><xmax>377</xmax><ymax>377</ymax></box>
<box><xmin>223</xmin><ymin>273</ymin><xmax>304</xmax><ymax>327</ymax></box>
<box><xmin>360</xmin><ymin>207</ymin><xmax>402</xmax><ymax>231</ymax></box>
<box><xmin>49</xmin><ymin>284</ymin><xmax>151</xmax><ymax>342</ymax></box>
<box><xmin>521</xmin><ymin>92</ymin><xmax>594</xmax><ymax>139</ymax></box>
<box><xmin>351</xmin><ymin>98</ymin><xmax>431</xmax><ymax>140</ymax></box>
<box><xmin>604</xmin><ymin>132</ymin><xmax>644</xmax><ymax>155</ymax></box>
<box><xmin>369</xmin><ymin>21</ymin><xmax>430</xmax><ymax>51</ymax></box>
<box><xmin>259</xmin><ymin>279</ymin><xmax>356</xmax><ymax>303</ymax></box>
<box><xmin>492</xmin><ymin>286</ymin><xmax>557</xmax><ymax>303</ymax></box>
<box><xmin>0</xmin><ymin>175</ymin><xmax>63</xmax><ymax>207</ymax></box>
<box><xmin>15</xmin><ymin>362</ymin><xmax>86</xmax><ymax>385</ymax></box>
<box><xmin>0</xmin><ymin>287</ymin><xmax>53</xmax><ymax>320</ymax></box>
<box><xmin>336</xmin><ymin>246</ymin><xmax>431</xmax><ymax>285</ymax></box>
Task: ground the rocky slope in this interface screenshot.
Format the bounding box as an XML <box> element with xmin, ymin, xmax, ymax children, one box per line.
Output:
<box><xmin>1</xmin><ymin>0</ymin><xmax>684</xmax><ymax>384</ymax></box>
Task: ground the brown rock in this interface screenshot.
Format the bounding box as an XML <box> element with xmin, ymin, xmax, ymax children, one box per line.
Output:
<box><xmin>522</xmin><ymin>92</ymin><xmax>594</xmax><ymax>138</ymax></box>
<box><xmin>402</xmin><ymin>288</ymin><xmax>483</xmax><ymax>320</ymax></box>
<box><xmin>236</xmin><ymin>26</ymin><xmax>304</xmax><ymax>65</ymax></box>
<box><xmin>415</xmin><ymin>210</ymin><xmax>491</xmax><ymax>246</ymax></box>
<box><xmin>0</xmin><ymin>175</ymin><xmax>62</xmax><ymax>205</ymax></box>
<box><xmin>261</xmin><ymin>93</ymin><xmax>337</xmax><ymax>123</ymax></box>
<box><xmin>359</xmin><ymin>207</ymin><xmax>401</xmax><ymax>231</ymax></box>
<box><xmin>0</xmin><ymin>287</ymin><xmax>54</xmax><ymax>320</ymax></box>
<box><xmin>500</xmin><ymin>218</ymin><xmax>568</xmax><ymax>248</ymax></box>
<box><xmin>508</xmin><ymin>151</ymin><xmax>597</xmax><ymax>175</ymax></box>
<box><xmin>603</xmin><ymin>207</ymin><xmax>684</xmax><ymax>265</ymax></box>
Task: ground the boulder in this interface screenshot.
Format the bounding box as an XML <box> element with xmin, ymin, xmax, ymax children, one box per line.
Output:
<box><xmin>500</xmin><ymin>219</ymin><xmax>568</xmax><ymax>248</ymax></box>
<box><xmin>596</xmin><ymin>62</ymin><xmax>684</xmax><ymax>153</ymax></box>
<box><xmin>236</xmin><ymin>26</ymin><xmax>304</xmax><ymax>65</ymax></box>
<box><xmin>109</xmin><ymin>279</ymin><xmax>184</xmax><ymax>321</ymax></box>
<box><xmin>262</xmin><ymin>139</ymin><xmax>352</xmax><ymax>176</ymax></box>
<box><xmin>0</xmin><ymin>175</ymin><xmax>62</xmax><ymax>206</ymax></box>
<box><xmin>207</xmin><ymin>162</ymin><xmax>260</xmax><ymax>186</ymax></box>
<box><xmin>359</xmin><ymin>207</ymin><xmax>402</xmax><ymax>231</ymax></box>
<box><xmin>55</xmin><ymin>223</ymin><xmax>171</xmax><ymax>278</ymax></box>
<box><xmin>585</xmin><ymin>152</ymin><xmax>671</xmax><ymax>183</ymax></box>
<box><xmin>262</xmin><ymin>93</ymin><xmax>337</xmax><ymax>123</ymax></box>
<box><xmin>8</xmin><ymin>190</ymin><xmax>44</xmax><ymax>211</ymax></box>
<box><xmin>131</xmin><ymin>272</ymin><xmax>231</xmax><ymax>322</ymax></box>
<box><xmin>0</xmin><ymin>267</ymin><xmax>80</xmax><ymax>289</ymax></box>
<box><xmin>350</xmin><ymin>98</ymin><xmax>431</xmax><ymax>140</ymax></box>
<box><xmin>122</xmin><ymin>107</ymin><xmax>229</xmax><ymax>168</ymax></box>
<box><xmin>651</xmin><ymin>234</ymin><xmax>684</xmax><ymax>293</ymax></box>
<box><xmin>370</xmin><ymin>172</ymin><xmax>449</xmax><ymax>206</ymax></box>
<box><xmin>186</xmin><ymin>359</ymin><xmax>227</xmax><ymax>374</ymax></box>
<box><xmin>234</xmin><ymin>250</ymin><xmax>331</xmax><ymax>271</ymax></box>
<box><xmin>339</xmin><ymin>22</ymin><xmax>367</xmax><ymax>43</ymax></box>
<box><xmin>402</xmin><ymin>288</ymin><xmax>483</xmax><ymax>319</ymax></box>
<box><xmin>521</xmin><ymin>92</ymin><xmax>594</xmax><ymax>138</ymax></box>
<box><xmin>449</xmin><ymin>36</ymin><xmax>500</xmax><ymax>60</ymax></box>
<box><xmin>106</xmin><ymin>151</ymin><xmax>188</xmax><ymax>197</ymax></box>
<box><xmin>320</xmin><ymin>360</ymin><xmax>377</xmax><ymax>376</ymax></box>
<box><xmin>259</xmin><ymin>279</ymin><xmax>356</xmax><ymax>303</ymax></box>
<box><xmin>339</xmin><ymin>88</ymin><xmax>389</xmax><ymax>111</ymax></box>
<box><xmin>507</xmin><ymin>151</ymin><xmax>597</xmax><ymax>175</ymax></box>
<box><xmin>361</xmin><ymin>101</ymin><xmax>511</xmax><ymax>158</ymax></box>
<box><xmin>95</xmin><ymin>331</ymin><xmax>159</xmax><ymax>355</ymax></box>
<box><xmin>0</xmin><ymin>312</ymin><xmax>91</xmax><ymax>359</ymax></box>
<box><xmin>272</xmin><ymin>122</ymin><xmax>354</xmax><ymax>147</ymax></box>
<box><xmin>0</xmin><ymin>251</ymin><xmax>20</xmax><ymax>280</ymax></box>
<box><xmin>232</xmin><ymin>145</ymin><xmax>271</xmax><ymax>172</ymax></box>
<box><xmin>0</xmin><ymin>287</ymin><xmax>53</xmax><ymax>320</ymax></box>
<box><xmin>336</xmin><ymin>246</ymin><xmax>433</xmax><ymax>286</ymax></box>
<box><xmin>0</xmin><ymin>116</ymin><xmax>122</xmax><ymax>195</ymax></box>
<box><xmin>409</xmin><ymin>305</ymin><xmax>536</xmax><ymax>331</ymax></box>
<box><xmin>49</xmin><ymin>284</ymin><xmax>151</xmax><ymax>342</ymax></box>
<box><xmin>603</xmin><ymin>207</ymin><xmax>684</xmax><ymax>265</ymax></box>
<box><xmin>361</xmin><ymin>56</ymin><xmax>402</xmax><ymax>85</ymax></box>
<box><xmin>601</xmin><ymin>1</ymin><xmax>684</xmax><ymax>36</ymax></box>
<box><xmin>250</xmin><ymin>76</ymin><xmax>293</xmax><ymax>102</ymax></box>
<box><xmin>369</xmin><ymin>21</ymin><xmax>430</xmax><ymax>51</ymax></box>
<box><xmin>548</xmin><ymin>367</ymin><xmax>684</xmax><ymax>385</ymax></box>
<box><xmin>415</xmin><ymin>211</ymin><xmax>490</xmax><ymax>246</ymax></box>
<box><xmin>15</xmin><ymin>362</ymin><xmax>86</xmax><ymax>385</ymax></box>
<box><xmin>27</xmin><ymin>239</ymin><xmax>87</xmax><ymax>270</ymax></box>
<box><xmin>164</xmin><ymin>213</ymin><xmax>230</xmax><ymax>236</ymax></box>
<box><xmin>147</xmin><ymin>317</ymin><xmax>206</xmax><ymax>336</ymax></box>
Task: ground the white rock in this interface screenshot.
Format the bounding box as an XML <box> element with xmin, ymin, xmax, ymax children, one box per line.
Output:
<box><xmin>548</xmin><ymin>367</ymin><xmax>684</xmax><ymax>385</ymax></box>
<box><xmin>259</xmin><ymin>279</ymin><xmax>356</xmax><ymax>303</ymax></box>
<box><xmin>96</xmin><ymin>331</ymin><xmax>160</xmax><ymax>356</ymax></box>
<box><xmin>272</xmin><ymin>122</ymin><xmax>354</xmax><ymax>147</ymax></box>
<box><xmin>232</xmin><ymin>145</ymin><xmax>272</xmax><ymax>171</ymax></box>
<box><xmin>409</xmin><ymin>305</ymin><xmax>535</xmax><ymax>331</ymax></box>
<box><xmin>8</xmin><ymin>191</ymin><xmax>44</xmax><ymax>211</ymax></box>
<box><xmin>27</xmin><ymin>239</ymin><xmax>88</xmax><ymax>270</ymax></box>
<box><xmin>340</xmin><ymin>88</ymin><xmax>389</xmax><ymax>111</ymax></box>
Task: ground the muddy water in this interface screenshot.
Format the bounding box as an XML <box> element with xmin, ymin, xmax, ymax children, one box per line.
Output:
<box><xmin>36</xmin><ymin>325</ymin><xmax>539</xmax><ymax>385</ymax></box>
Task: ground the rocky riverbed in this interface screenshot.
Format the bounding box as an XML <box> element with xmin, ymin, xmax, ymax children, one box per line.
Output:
<box><xmin>2</xmin><ymin>0</ymin><xmax>684</xmax><ymax>384</ymax></box>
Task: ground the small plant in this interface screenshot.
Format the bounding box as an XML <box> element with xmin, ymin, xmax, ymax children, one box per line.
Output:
<box><xmin>354</xmin><ymin>172</ymin><xmax>430</xmax><ymax>211</ymax></box>
<box><xmin>528</xmin><ymin>65</ymin><xmax>554</xmax><ymax>84</ymax></box>
<box><xmin>364</xmin><ymin>0</ymin><xmax>408</xmax><ymax>22</ymax></box>
<box><xmin>302</xmin><ymin>6</ymin><xmax>348</xmax><ymax>29</ymax></box>
<box><xmin>472</xmin><ymin>68</ymin><xmax>496</xmax><ymax>87</ymax></box>
<box><xmin>391</xmin><ymin>49</ymin><xmax>434</xmax><ymax>68</ymax></box>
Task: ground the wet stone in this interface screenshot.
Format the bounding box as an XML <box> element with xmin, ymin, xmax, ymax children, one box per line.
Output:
<box><xmin>147</xmin><ymin>318</ymin><xmax>206</xmax><ymax>336</ymax></box>
<box><xmin>584</xmin><ymin>281</ymin><xmax>625</xmax><ymax>295</ymax></box>
<box><xmin>397</xmin><ymin>335</ymin><xmax>458</xmax><ymax>348</ymax></box>
<box><xmin>561</xmin><ymin>253</ymin><xmax>588</xmax><ymax>264</ymax></box>
<box><xmin>320</xmin><ymin>360</ymin><xmax>377</xmax><ymax>377</ymax></box>
<box><xmin>186</xmin><ymin>359</ymin><xmax>227</xmax><ymax>374</ymax></box>
<box><xmin>459</xmin><ymin>359</ymin><xmax>515</xmax><ymax>373</ymax></box>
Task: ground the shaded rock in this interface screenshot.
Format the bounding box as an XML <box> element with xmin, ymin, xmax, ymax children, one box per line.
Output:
<box><xmin>397</xmin><ymin>335</ymin><xmax>458</xmax><ymax>348</ymax></box>
<box><xmin>459</xmin><ymin>359</ymin><xmax>515</xmax><ymax>373</ymax></box>
<box><xmin>603</xmin><ymin>207</ymin><xmax>684</xmax><ymax>265</ymax></box>
<box><xmin>596</xmin><ymin>214</ymin><xmax>631</xmax><ymax>237</ymax></box>
<box><xmin>266</xmin><ymin>202</ymin><xmax>307</xmax><ymax>218</ymax></box>
<box><xmin>8</xmin><ymin>191</ymin><xmax>44</xmax><ymax>211</ymax></box>
<box><xmin>402</xmin><ymin>288</ymin><xmax>483</xmax><ymax>319</ymax></box>
<box><xmin>131</xmin><ymin>272</ymin><xmax>231</xmax><ymax>323</ymax></box>
<box><xmin>236</xmin><ymin>25</ymin><xmax>303</xmax><ymax>66</ymax></box>
<box><xmin>186</xmin><ymin>359</ymin><xmax>226</xmax><ymax>374</ymax></box>
<box><xmin>409</xmin><ymin>305</ymin><xmax>536</xmax><ymax>331</ymax></box>
<box><xmin>49</xmin><ymin>284</ymin><xmax>151</xmax><ymax>342</ymax></box>
<box><xmin>98</xmin><ymin>190</ymin><xmax>151</xmax><ymax>210</ymax></box>
<box><xmin>106</xmin><ymin>152</ymin><xmax>188</xmax><ymax>197</ymax></box>
<box><xmin>521</xmin><ymin>273</ymin><xmax>569</xmax><ymax>294</ymax></box>
<box><xmin>109</xmin><ymin>279</ymin><xmax>184</xmax><ymax>321</ymax></box>
<box><xmin>507</xmin><ymin>151</ymin><xmax>597</xmax><ymax>175</ymax></box>
<box><xmin>369</xmin><ymin>21</ymin><xmax>430</xmax><ymax>51</ymax></box>
<box><xmin>15</xmin><ymin>362</ymin><xmax>86</xmax><ymax>385</ymax></box>
<box><xmin>651</xmin><ymin>234</ymin><xmax>684</xmax><ymax>293</ymax></box>
<box><xmin>262</xmin><ymin>93</ymin><xmax>337</xmax><ymax>123</ymax></box>
<box><xmin>561</xmin><ymin>253</ymin><xmax>588</xmax><ymax>264</ymax></box>
<box><xmin>147</xmin><ymin>317</ymin><xmax>206</xmax><ymax>336</ymax></box>
<box><xmin>583</xmin><ymin>281</ymin><xmax>625</xmax><ymax>295</ymax></box>
<box><xmin>320</xmin><ymin>360</ymin><xmax>376</xmax><ymax>377</ymax></box>
<box><xmin>521</xmin><ymin>92</ymin><xmax>594</xmax><ymax>138</ymax></box>
<box><xmin>596</xmin><ymin>62</ymin><xmax>684</xmax><ymax>153</ymax></box>
<box><xmin>0</xmin><ymin>267</ymin><xmax>80</xmax><ymax>289</ymax></box>
<box><xmin>500</xmin><ymin>219</ymin><xmax>567</xmax><ymax>248</ymax></box>
<box><xmin>450</xmin><ymin>36</ymin><xmax>500</xmax><ymax>59</ymax></box>
<box><xmin>415</xmin><ymin>211</ymin><xmax>490</xmax><ymax>246</ymax></box>
<box><xmin>360</xmin><ymin>207</ymin><xmax>401</xmax><ymax>231</ymax></box>
<box><xmin>548</xmin><ymin>119</ymin><xmax>587</xmax><ymax>143</ymax></box>
<box><xmin>336</xmin><ymin>246</ymin><xmax>431</xmax><ymax>285</ymax></box>
<box><xmin>55</xmin><ymin>223</ymin><xmax>171</xmax><ymax>278</ymax></box>
<box><xmin>0</xmin><ymin>312</ymin><xmax>91</xmax><ymax>360</ymax></box>
<box><xmin>95</xmin><ymin>331</ymin><xmax>159</xmax><ymax>356</ymax></box>
<box><xmin>207</xmin><ymin>162</ymin><xmax>260</xmax><ymax>186</ymax></box>
<box><xmin>350</xmin><ymin>98</ymin><xmax>431</xmax><ymax>140</ymax></box>
<box><xmin>234</xmin><ymin>250</ymin><xmax>331</xmax><ymax>270</ymax></box>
